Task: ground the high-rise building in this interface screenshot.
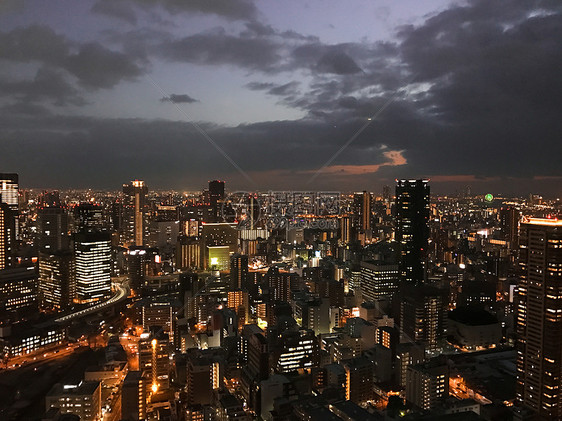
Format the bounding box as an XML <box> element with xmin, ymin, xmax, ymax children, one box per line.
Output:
<box><xmin>516</xmin><ymin>218</ymin><xmax>562</xmax><ymax>418</ymax></box>
<box><xmin>230</xmin><ymin>253</ymin><xmax>249</xmax><ymax>289</ymax></box>
<box><xmin>0</xmin><ymin>173</ymin><xmax>19</xmax><ymax>211</ymax></box>
<box><xmin>0</xmin><ymin>266</ymin><xmax>37</xmax><ymax>312</ymax></box>
<box><xmin>395</xmin><ymin>179</ymin><xmax>430</xmax><ymax>284</ymax></box>
<box><xmin>74</xmin><ymin>231</ymin><xmax>112</xmax><ymax>304</ymax></box>
<box><xmin>0</xmin><ymin>174</ymin><xmax>19</xmax><ymax>246</ymax></box>
<box><xmin>38</xmin><ymin>250</ymin><xmax>74</xmax><ymax>311</ymax></box>
<box><xmin>353</xmin><ymin>191</ymin><xmax>371</xmax><ymax>234</ymax></box>
<box><xmin>359</xmin><ymin>261</ymin><xmax>400</xmax><ymax>302</ymax></box>
<box><xmin>398</xmin><ymin>283</ymin><xmax>447</xmax><ymax>353</ymax></box>
<box><xmin>406</xmin><ymin>356</ymin><xmax>448</xmax><ymax>411</ymax></box>
<box><xmin>36</xmin><ymin>206</ymin><xmax>69</xmax><ymax>252</ymax></box>
<box><xmin>123</xmin><ymin>180</ymin><xmax>148</xmax><ymax>246</ymax></box>
<box><xmin>176</xmin><ymin>235</ymin><xmax>201</xmax><ymax>270</ymax></box>
<box><xmin>209</xmin><ymin>180</ymin><xmax>225</xmax><ymax>208</ymax></box>
<box><xmin>142</xmin><ymin>302</ymin><xmax>174</xmax><ymax>344</ymax></box>
<box><xmin>500</xmin><ymin>206</ymin><xmax>519</xmax><ymax>249</ymax></box>
<box><xmin>139</xmin><ymin>329</ymin><xmax>171</xmax><ymax>393</ymax></box>
<box><xmin>340</xmin><ymin>215</ymin><xmax>352</xmax><ymax>245</ymax></box>
<box><xmin>75</xmin><ymin>203</ymin><xmax>105</xmax><ymax>232</ymax></box>
<box><xmin>0</xmin><ymin>203</ymin><xmax>16</xmax><ymax>270</ymax></box>
<box><xmin>344</xmin><ymin>357</ymin><xmax>374</xmax><ymax>404</ymax></box>
<box><xmin>187</xmin><ymin>354</ymin><xmax>222</xmax><ymax>406</ymax></box>
<box><xmin>382</xmin><ymin>185</ymin><xmax>391</xmax><ymax>203</ymax></box>
<box><xmin>45</xmin><ymin>381</ymin><xmax>102</xmax><ymax>421</ymax></box>
<box><xmin>121</xmin><ymin>371</ymin><xmax>150</xmax><ymax>421</ymax></box>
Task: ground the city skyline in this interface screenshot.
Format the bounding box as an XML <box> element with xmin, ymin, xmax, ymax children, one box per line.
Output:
<box><xmin>0</xmin><ymin>0</ymin><xmax>561</xmax><ymax>195</ymax></box>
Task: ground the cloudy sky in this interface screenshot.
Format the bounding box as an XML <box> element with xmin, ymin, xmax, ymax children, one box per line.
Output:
<box><xmin>0</xmin><ymin>0</ymin><xmax>561</xmax><ymax>196</ymax></box>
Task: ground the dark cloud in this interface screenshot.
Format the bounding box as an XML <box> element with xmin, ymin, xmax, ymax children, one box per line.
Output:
<box><xmin>0</xmin><ymin>25</ymin><xmax>68</xmax><ymax>64</ymax></box>
<box><xmin>132</xmin><ymin>0</ymin><xmax>257</xmax><ymax>21</ymax></box>
<box><xmin>156</xmin><ymin>28</ymin><xmax>282</xmax><ymax>72</ymax></box>
<box><xmin>64</xmin><ymin>42</ymin><xmax>143</xmax><ymax>88</ymax></box>
<box><xmin>1</xmin><ymin>0</ymin><xmax>561</xmax><ymax>196</ymax></box>
<box><xmin>0</xmin><ymin>25</ymin><xmax>144</xmax><ymax>109</ymax></box>
<box><xmin>246</xmin><ymin>81</ymin><xmax>300</xmax><ymax>96</ymax></box>
<box><xmin>153</xmin><ymin>25</ymin><xmax>364</xmax><ymax>76</ymax></box>
<box><xmin>0</xmin><ymin>67</ymin><xmax>86</xmax><ymax>106</ymax></box>
<box><xmin>160</xmin><ymin>93</ymin><xmax>199</xmax><ymax>104</ymax></box>
<box><xmin>91</xmin><ymin>0</ymin><xmax>138</xmax><ymax>25</ymax></box>
<box><xmin>0</xmin><ymin>25</ymin><xmax>144</xmax><ymax>90</ymax></box>
<box><xmin>316</xmin><ymin>51</ymin><xmax>362</xmax><ymax>75</ymax></box>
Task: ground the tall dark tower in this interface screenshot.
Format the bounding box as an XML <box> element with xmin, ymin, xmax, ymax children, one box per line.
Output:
<box><xmin>352</xmin><ymin>191</ymin><xmax>371</xmax><ymax>234</ymax></box>
<box><xmin>516</xmin><ymin>218</ymin><xmax>562</xmax><ymax>418</ymax></box>
<box><xmin>395</xmin><ymin>179</ymin><xmax>430</xmax><ymax>284</ymax></box>
<box><xmin>209</xmin><ymin>180</ymin><xmax>225</xmax><ymax>221</ymax></box>
<box><xmin>208</xmin><ymin>180</ymin><xmax>225</xmax><ymax>207</ymax></box>
<box><xmin>123</xmin><ymin>180</ymin><xmax>148</xmax><ymax>246</ymax></box>
<box><xmin>499</xmin><ymin>206</ymin><xmax>519</xmax><ymax>249</ymax></box>
<box><xmin>230</xmin><ymin>253</ymin><xmax>249</xmax><ymax>290</ymax></box>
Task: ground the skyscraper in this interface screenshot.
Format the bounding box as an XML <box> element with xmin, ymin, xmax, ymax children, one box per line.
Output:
<box><xmin>499</xmin><ymin>206</ymin><xmax>519</xmax><ymax>249</ymax></box>
<box><xmin>0</xmin><ymin>174</ymin><xmax>19</xmax><ymax>250</ymax></box>
<box><xmin>395</xmin><ymin>179</ymin><xmax>430</xmax><ymax>284</ymax></box>
<box><xmin>516</xmin><ymin>217</ymin><xmax>562</xmax><ymax>418</ymax></box>
<box><xmin>353</xmin><ymin>191</ymin><xmax>371</xmax><ymax>233</ymax></box>
<box><xmin>0</xmin><ymin>173</ymin><xmax>19</xmax><ymax>211</ymax></box>
<box><xmin>0</xmin><ymin>202</ymin><xmax>16</xmax><ymax>270</ymax></box>
<box><xmin>36</xmin><ymin>206</ymin><xmax>69</xmax><ymax>252</ymax></box>
<box><xmin>123</xmin><ymin>180</ymin><xmax>148</xmax><ymax>246</ymax></box>
<box><xmin>74</xmin><ymin>231</ymin><xmax>112</xmax><ymax>304</ymax></box>
<box><xmin>208</xmin><ymin>180</ymin><xmax>225</xmax><ymax>207</ymax></box>
<box><xmin>230</xmin><ymin>253</ymin><xmax>249</xmax><ymax>289</ymax></box>
<box><xmin>38</xmin><ymin>250</ymin><xmax>74</xmax><ymax>311</ymax></box>
<box><xmin>209</xmin><ymin>180</ymin><xmax>225</xmax><ymax>221</ymax></box>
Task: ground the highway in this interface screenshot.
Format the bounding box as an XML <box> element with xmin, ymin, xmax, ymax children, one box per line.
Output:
<box><xmin>55</xmin><ymin>278</ymin><xmax>129</xmax><ymax>324</ymax></box>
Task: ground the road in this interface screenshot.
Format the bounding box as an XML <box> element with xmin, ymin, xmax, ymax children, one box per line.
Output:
<box><xmin>4</xmin><ymin>341</ymin><xmax>87</xmax><ymax>370</ymax></box>
<box><xmin>55</xmin><ymin>278</ymin><xmax>129</xmax><ymax>324</ymax></box>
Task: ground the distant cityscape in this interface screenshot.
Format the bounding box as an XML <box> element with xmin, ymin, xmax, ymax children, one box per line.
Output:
<box><xmin>0</xmin><ymin>173</ymin><xmax>560</xmax><ymax>420</ymax></box>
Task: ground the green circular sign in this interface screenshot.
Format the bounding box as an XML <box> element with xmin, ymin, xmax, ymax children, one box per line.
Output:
<box><xmin>485</xmin><ymin>193</ymin><xmax>494</xmax><ymax>202</ymax></box>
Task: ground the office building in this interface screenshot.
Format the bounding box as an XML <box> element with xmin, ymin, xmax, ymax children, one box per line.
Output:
<box><xmin>340</xmin><ymin>215</ymin><xmax>352</xmax><ymax>245</ymax></box>
<box><xmin>230</xmin><ymin>253</ymin><xmax>249</xmax><ymax>289</ymax></box>
<box><xmin>353</xmin><ymin>191</ymin><xmax>371</xmax><ymax>235</ymax></box>
<box><xmin>344</xmin><ymin>357</ymin><xmax>374</xmax><ymax>404</ymax></box>
<box><xmin>187</xmin><ymin>354</ymin><xmax>222</xmax><ymax>406</ymax></box>
<box><xmin>516</xmin><ymin>218</ymin><xmax>562</xmax><ymax>418</ymax></box>
<box><xmin>273</xmin><ymin>329</ymin><xmax>319</xmax><ymax>373</ymax></box>
<box><xmin>36</xmin><ymin>206</ymin><xmax>69</xmax><ymax>252</ymax></box>
<box><xmin>176</xmin><ymin>235</ymin><xmax>201</xmax><ymax>270</ymax></box>
<box><xmin>74</xmin><ymin>231</ymin><xmax>112</xmax><ymax>304</ymax></box>
<box><xmin>209</xmin><ymin>180</ymin><xmax>225</xmax><ymax>209</ymax></box>
<box><xmin>45</xmin><ymin>381</ymin><xmax>101</xmax><ymax>421</ymax></box>
<box><xmin>38</xmin><ymin>250</ymin><xmax>74</xmax><ymax>311</ymax></box>
<box><xmin>500</xmin><ymin>206</ymin><xmax>519</xmax><ymax>249</ymax></box>
<box><xmin>406</xmin><ymin>357</ymin><xmax>449</xmax><ymax>411</ymax></box>
<box><xmin>74</xmin><ymin>203</ymin><xmax>105</xmax><ymax>232</ymax></box>
<box><xmin>139</xmin><ymin>330</ymin><xmax>170</xmax><ymax>392</ymax></box>
<box><xmin>0</xmin><ymin>173</ymin><xmax>19</xmax><ymax>211</ymax></box>
<box><xmin>359</xmin><ymin>261</ymin><xmax>399</xmax><ymax>301</ymax></box>
<box><xmin>207</xmin><ymin>245</ymin><xmax>230</xmax><ymax>271</ymax></box>
<box><xmin>142</xmin><ymin>301</ymin><xmax>174</xmax><ymax>342</ymax></box>
<box><xmin>395</xmin><ymin>179</ymin><xmax>430</xmax><ymax>283</ymax></box>
<box><xmin>0</xmin><ymin>202</ymin><xmax>16</xmax><ymax>270</ymax></box>
<box><xmin>398</xmin><ymin>283</ymin><xmax>448</xmax><ymax>353</ymax></box>
<box><xmin>121</xmin><ymin>371</ymin><xmax>150</xmax><ymax>421</ymax></box>
<box><xmin>0</xmin><ymin>266</ymin><xmax>37</xmax><ymax>312</ymax></box>
<box><xmin>123</xmin><ymin>180</ymin><xmax>148</xmax><ymax>246</ymax></box>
